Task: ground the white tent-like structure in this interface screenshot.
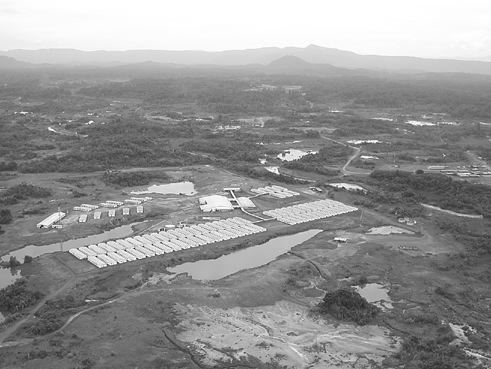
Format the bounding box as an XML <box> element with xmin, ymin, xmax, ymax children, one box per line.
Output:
<box><xmin>199</xmin><ymin>195</ymin><xmax>234</xmax><ymax>212</ymax></box>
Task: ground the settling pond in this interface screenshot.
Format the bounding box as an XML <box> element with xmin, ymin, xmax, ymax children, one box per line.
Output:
<box><xmin>355</xmin><ymin>283</ymin><xmax>393</xmax><ymax>310</ymax></box>
<box><xmin>131</xmin><ymin>181</ymin><xmax>196</xmax><ymax>196</ymax></box>
<box><xmin>168</xmin><ymin>229</ymin><xmax>322</xmax><ymax>280</ymax></box>
<box><xmin>277</xmin><ymin>149</ymin><xmax>317</xmax><ymax>162</ymax></box>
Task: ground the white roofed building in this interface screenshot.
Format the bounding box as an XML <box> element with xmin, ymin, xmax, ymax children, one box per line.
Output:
<box><xmin>37</xmin><ymin>212</ymin><xmax>66</xmax><ymax>228</ymax></box>
<box><xmin>199</xmin><ymin>195</ymin><xmax>234</xmax><ymax>212</ymax></box>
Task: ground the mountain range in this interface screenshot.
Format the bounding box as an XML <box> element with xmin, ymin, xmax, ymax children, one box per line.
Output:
<box><xmin>1</xmin><ymin>45</ymin><xmax>491</xmax><ymax>75</ymax></box>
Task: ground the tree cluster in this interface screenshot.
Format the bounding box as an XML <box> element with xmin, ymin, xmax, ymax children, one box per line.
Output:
<box><xmin>316</xmin><ymin>288</ymin><xmax>379</xmax><ymax>325</ymax></box>
<box><xmin>0</xmin><ymin>183</ymin><xmax>52</xmax><ymax>205</ymax></box>
<box><xmin>0</xmin><ymin>279</ymin><xmax>43</xmax><ymax>314</ymax></box>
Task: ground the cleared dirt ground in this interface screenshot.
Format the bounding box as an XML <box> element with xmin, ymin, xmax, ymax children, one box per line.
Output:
<box><xmin>1</xmin><ymin>205</ymin><xmax>489</xmax><ymax>368</ymax></box>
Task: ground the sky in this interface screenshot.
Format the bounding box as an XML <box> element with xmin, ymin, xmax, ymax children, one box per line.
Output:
<box><xmin>0</xmin><ymin>0</ymin><xmax>490</xmax><ymax>59</ymax></box>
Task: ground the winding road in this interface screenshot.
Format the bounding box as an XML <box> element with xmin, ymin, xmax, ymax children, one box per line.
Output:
<box><xmin>320</xmin><ymin>134</ymin><xmax>364</xmax><ymax>176</ymax></box>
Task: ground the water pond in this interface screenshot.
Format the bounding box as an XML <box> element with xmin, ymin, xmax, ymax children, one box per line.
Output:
<box><xmin>265</xmin><ymin>166</ymin><xmax>280</xmax><ymax>175</ymax></box>
<box><xmin>1</xmin><ymin>221</ymin><xmax>145</xmax><ymax>264</ymax></box>
<box><xmin>168</xmin><ymin>229</ymin><xmax>322</xmax><ymax>280</ymax></box>
<box><xmin>355</xmin><ymin>283</ymin><xmax>393</xmax><ymax>310</ymax></box>
<box><xmin>131</xmin><ymin>181</ymin><xmax>197</xmax><ymax>196</ymax></box>
<box><xmin>277</xmin><ymin>149</ymin><xmax>316</xmax><ymax>162</ymax></box>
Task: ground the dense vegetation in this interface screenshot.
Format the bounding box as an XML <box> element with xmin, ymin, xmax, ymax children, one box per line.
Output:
<box><xmin>30</xmin><ymin>295</ymin><xmax>85</xmax><ymax>335</ymax></box>
<box><xmin>18</xmin><ymin>120</ymin><xmax>210</xmax><ymax>173</ymax></box>
<box><xmin>396</xmin><ymin>327</ymin><xmax>477</xmax><ymax>369</ymax></box>
<box><xmin>0</xmin><ymin>208</ymin><xmax>13</xmax><ymax>224</ymax></box>
<box><xmin>181</xmin><ymin>139</ymin><xmax>264</xmax><ymax>162</ymax></box>
<box><xmin>331</xmin><ymin>117</ymin><xmax>397</xmax><ymax>137</ymax></box>
<box><xmin>366</xmin><ymin>170</ymin><xmax>491</xmax><ymax>217</ymax></box>
<box><xmin>0</xmin><ymin>279</ymin><xmax>43</xmax><ymax>314</ymax></box>
<box><xmin>307</xmin><ymin>74</ymin><xmax>491</xmax><ymax>119</ymax></box>
<box><xmin>316</xmin><ymin>288</ymin><xmax>379</xmax><ymax>325</ymax></box>
<box><xmin>0</xmin><ymin>183</ymin><xmax>52</xmax><ymax>205</ymax></box>
<box><xmin>225</xmin><ymin>162</ymin><xmax>308</xmax><ymax>184</ymax></box>
<box><xmin>281</xmin><ymin>144</ymin><xmax>351</xmax><ymax>176</ymax></box>
<box><xmin>102</xmin><ymin>170</ymin><xmax>171</xmax><ymax>187</ymax></box>
<box><xmin>283</xmin><ymin>160</ymin><xmax>340</xmax><ymax>176</ymax></box>
<box><xmin>79</xmin><ymin>78</ymin><xmax>309</xmax><ymax>115</ymax></box>
<box><xmin>0</xmin><ymin>161</ymin><xmax>17</xmax><ymax>171</ymax></box>
<box><xmin>435</xmin><ymin>217</ymin><xmax>491</xmax><ymax>254</ymax></box>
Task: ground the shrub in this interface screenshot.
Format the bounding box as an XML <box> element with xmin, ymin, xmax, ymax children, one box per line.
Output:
<box><xmin>0</xmin><ymin>209</ymin><xmax>13</xmax><ymax>224</ymax></box>
<box><xmin>24</xmin><ymin>255</ymin><xmax>33</xmax><ymax>264</ymax></box>
<box><xmin>0</xmin><ymin>279</ymin><xmax>43</xmax><ymax>314</ymax></box>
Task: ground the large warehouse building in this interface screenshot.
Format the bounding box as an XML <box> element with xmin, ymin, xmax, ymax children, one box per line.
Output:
<box><xmin>37</xmin><ymin>211</ymin><xmax>66</xmax><ymax>228</ymax></box>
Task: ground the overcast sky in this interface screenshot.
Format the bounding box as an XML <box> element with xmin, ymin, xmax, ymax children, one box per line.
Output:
<box><xmin>1</xmin><ymin>0</ymin><xmax>490</xmax><ymax>59</ymax></box>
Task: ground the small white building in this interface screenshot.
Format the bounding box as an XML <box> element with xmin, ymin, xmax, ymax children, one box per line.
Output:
<box><xmin>428</xmin><ymin>166</ymin><xmax>446</xmax><ymax>171</ymax></box>
<box><xmin>37</xmin><ymin>212</ymin><xmax>66</xmax><ymax>228</ymax></box>
<box><xmin>334</xmin><ymin>237</ymin><xmax>348</xmax><ymax>243</ymax></box>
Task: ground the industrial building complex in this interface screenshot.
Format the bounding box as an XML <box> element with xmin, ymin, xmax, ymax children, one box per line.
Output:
<box><xmin>67</xmin><ymin>194</ymin><xmax>359</xmax><ymax>269</ymax></box>
<box><xmin>69</xmin><ymin>217</ymin><xmax>266</xmax><ymax>268</ymax></box>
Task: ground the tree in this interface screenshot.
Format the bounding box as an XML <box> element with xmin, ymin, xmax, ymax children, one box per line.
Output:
<box><xmin>8</xmin><ymin>256</ymin><xmax>21</xmax><ymax>268</ymax></box>
<box><xmin>24</xmin><ymin>255</ymin><xmax>33</xmax><ymax>264</ymax></box>
<box><xmin>0</xmin><ymin>209</ymin><xmax>13</xmax><ymax>224</ymax></box>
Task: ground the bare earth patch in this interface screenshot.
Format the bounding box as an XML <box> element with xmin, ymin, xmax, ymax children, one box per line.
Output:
<box><xmin>175</xmin><ymin>300</ymin><xmax>399</xmax><ymax>368</ymax></box>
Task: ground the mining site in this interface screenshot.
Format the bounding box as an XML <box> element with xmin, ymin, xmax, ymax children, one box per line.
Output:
<box><xmin>1</xmin><ymin>4</ymin><xmax>491</xmax><ymax>368</ymax></box>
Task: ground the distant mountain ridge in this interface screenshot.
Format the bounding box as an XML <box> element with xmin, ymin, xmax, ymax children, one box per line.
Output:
<box><xmin>1</xmin><ymin>45</ymin><xmax>491</xmax><ymax>75</ymax></box>
<box><xmin>0</xmin><ymin>55</ymin><xmax>28</xmax><ymax>68</ymax></box>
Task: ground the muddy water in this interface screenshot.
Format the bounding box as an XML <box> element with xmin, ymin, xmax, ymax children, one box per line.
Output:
<box><xmin>277</xmin><ymin>149</ymin><xmax>317</xmax><ymax>162</ymax></box>
<box><xmin>131</xmin><ymin>181</ymin><xmax>196</xmax><ymax>196</ymax></box>
<box><xmin>168</xmin><ymin>229</ymin><xmax>322</xmax><ymax>280</ymax></box>
<box><xmin>265</xmin><ymin>166</ymin><xmax>280</xmax><ymax>175</ymax></box>
<box><xmin>0</xmin><ymin>268</ymin><xmax>20</xmax><ymax>290</ymax></box>
<box><xmin>1</xmin><ymin>221</ymin><xmax>145</xmax><ymax>264</ymax></box>
<box><xmin>355</xmin><ymin>283</ymin><xmax>393</xmax><ymax>310</ymax></box>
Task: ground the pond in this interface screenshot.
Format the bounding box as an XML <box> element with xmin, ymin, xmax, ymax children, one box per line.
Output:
<box><xmin>131</xmin><ymin>181</ymin><xmax>197</xmax><ymax>196</ymax></box>
<box><xmin>1</xmin><ymin>221</ymin><xmax>145</xmax><ymax>264</ymax></box>
<box><xmin>168</xmin><ymin>229</ymin><xmax>322</xmax><ymax>280</ymax></box>
<box><xmin>355</xmin><ymin>283</ymin><xmax>393</xmax><ymax>310</ymax></box>
<box><xmin>277</xmin><ymin>149</ymin><xmax>316</xmax><ymax>162</ymax></box>
<box><xmin>265</xmin><ymin>166</ymin><xmax>280</xmax><ymax>175</ymax></box>
<box><xmin>0</xmin><ymin>267</ymin><xmax>21</xmax><ymax>290</ymax></box>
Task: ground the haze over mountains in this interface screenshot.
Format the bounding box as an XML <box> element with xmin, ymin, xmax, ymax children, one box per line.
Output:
<box><xmin>2</xmin><ymin>45</ymin><xmax>491</xmax><ymax>75</ymax></box>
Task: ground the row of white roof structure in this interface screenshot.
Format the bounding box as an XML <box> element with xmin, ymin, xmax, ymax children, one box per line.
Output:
<box><xmin>263</xmin><ymin>199</ymin><xmax>358</xmax><ymax>225</ymax></box>
<box><xmin>69</xmin><ymin>217</ymin><xmax>266</xmax><ymax>268</ymax></box>
<box><xmin>78</xmin><ymin>206</ymin><xmax>143</xmax><ymax>222</ymax></box>
<box><xmin>251</xmin><ymin>185</ymin><xmax>299</xmax><ymax>198</ymax></box>
<box><xmin>73</xmin><ymin>197</ymin><xmax>152</xmax><ymax>212</ymax></box>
